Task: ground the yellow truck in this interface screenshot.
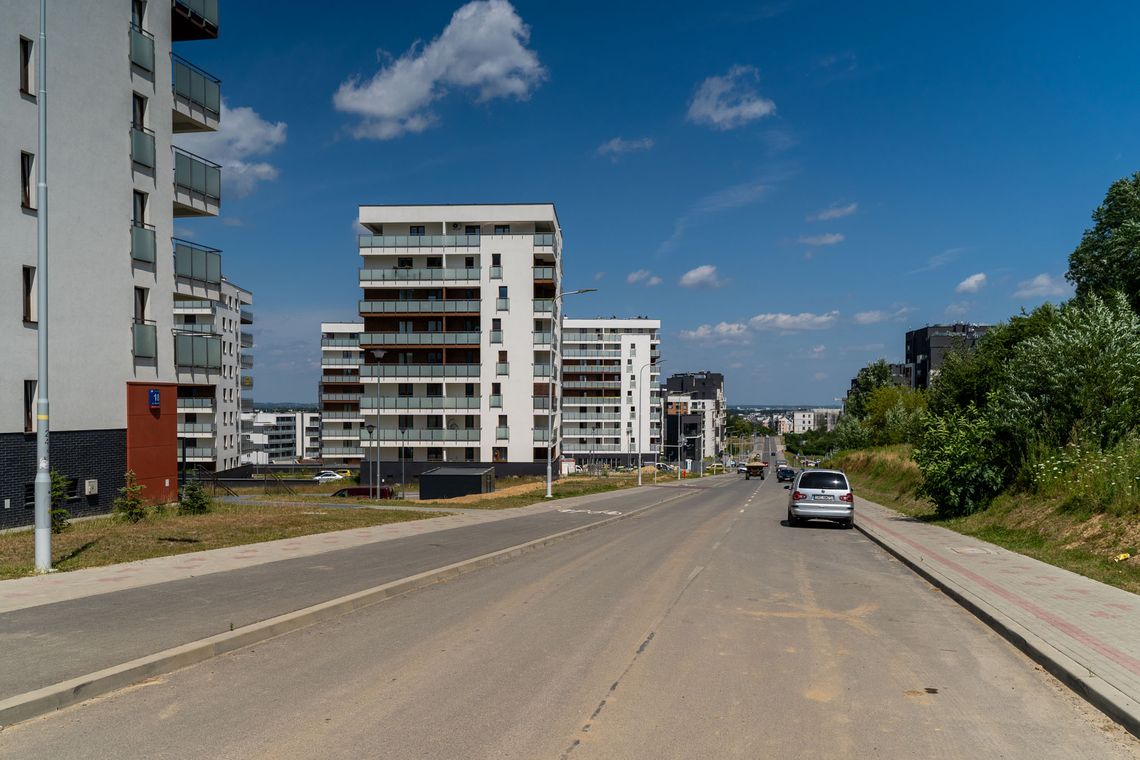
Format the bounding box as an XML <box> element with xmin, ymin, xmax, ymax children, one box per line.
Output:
<box><xmin>745</xmin><ymin>460</ymin><xmax>767</xmax><ymax>480</ymax></box>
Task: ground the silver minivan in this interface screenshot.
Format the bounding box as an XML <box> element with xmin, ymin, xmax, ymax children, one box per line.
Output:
<box><xmin>786</xmin><ymin>469</ymin><xmax>854</xmax><ymax>528</ymax></box>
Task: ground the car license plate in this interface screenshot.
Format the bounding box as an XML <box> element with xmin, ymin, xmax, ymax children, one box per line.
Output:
<box><xmin>812</xmin><ymin>494</ymin><xmax>835</xmax><ymax>501</ymax></box>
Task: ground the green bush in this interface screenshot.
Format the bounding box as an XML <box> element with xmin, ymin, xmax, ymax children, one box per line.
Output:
<box><xmin>49</xmin><ymin>469</ymin><xmax>71</xmax><ymax>533</ymax></box>
<box><xmin>113</xmin><ymin>470</ymin><xmax>148</xmax><ymax>523</ymax></box>
<box><xmin>913</xmin><ymin>406</ymin><xmax>1004</xmax><ymax>517</ymax></box>
<box><xmin>178</xmin><ymin>480</ymin><xmax>212</xmax><ymax>515</ymax></box>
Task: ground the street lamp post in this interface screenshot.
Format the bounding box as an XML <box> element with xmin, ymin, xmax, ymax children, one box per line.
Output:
<box><xmin>637</xmin><ymin>359</ymin><xmax>664</xmax><ymax>487</ymax></box>
<box><xmin>364</xmin><ymin>423</ymin><xmax>375</xmax><ymax>499</ymax></box>
<box><xmin>546</xmin><ymin>288</ymin><xmax>596</xmax><ymax>499</ymax></box>
<box><xmin>401</xmin><ymin>426</ymin><xmax>407</xmax><ymax>501</ymax></box>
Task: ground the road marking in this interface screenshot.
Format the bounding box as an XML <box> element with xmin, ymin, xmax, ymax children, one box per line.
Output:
<box><xmin>557</xmin><ymin>509</ymin><xmax>622</xmax><ymax>516</ymax></box>
<box><xmin>687</xmin><ymin>565</ymin><xmax>705</xmax><ymax>582</ymax></box>
<box><xmin>712</xmin><ymin>540</ymin><xmax>721</xmax><ymax>550</ymax></box>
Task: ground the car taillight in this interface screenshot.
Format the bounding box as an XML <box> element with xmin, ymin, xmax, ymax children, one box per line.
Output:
<box><xmin>839</xmin><ymin>492</ymin><xmax>854</xmax><ymax>503</ymax></box>
<box><xmin>792</xmin><ymin>491</ymin><xmax>806</xmax><ymax>500</ymax></box>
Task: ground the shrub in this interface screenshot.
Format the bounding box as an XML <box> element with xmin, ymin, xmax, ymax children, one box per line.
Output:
<box><xmin>178</xmin><ymin>480</ymin><xmax>212</xmax><ymax>516</ymax></box>
<box><xmin>913</xmin><ymin>406</ymin><xmax>1004</xmax><ymax>517</ymax></box>
<box><xmin>113</xmin><ymin>470</ymin><xmax>148</xmax><ymax>523</ymax></box>
<box><xmin>49</xmin><ymin>469</ymin><xmax>71</xmax><ymax>533</ymax></box>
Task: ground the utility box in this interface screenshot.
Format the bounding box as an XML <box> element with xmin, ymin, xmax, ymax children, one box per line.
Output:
<box><xmin>418</xmin><ymin>466</ymin><xmax>495</xmax><ymax>500</ymax></box>
<box><xmin>84</xmin><ymin>479</ymin><xmax>99</xmax><ymax>496</ymax></box>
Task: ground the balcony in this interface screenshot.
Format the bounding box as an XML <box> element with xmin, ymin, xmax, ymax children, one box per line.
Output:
<box><xmin>489</xmin><ymin>394</ymin><xmax>502</xmax><ymax>408</ymax></box>
<box><xmin>320</xmin><ymin>374</ymin><xmax>359</xmax><ymax>384</ymax></box>
<box><xmin>361</xmin><ymin>429</ymin><xmax>481</xmax><ymax>443</ymax></box>
<box><xmin>173</xmin><ymin>322</ymin><xmax>216</xmax><ymax>334</ymax></box>
<box><xmin>240</xmin><ymin>375</ymin><xmax>253</xmax><ymax>390</ymax></box>
<box><xmin>563</xmin><ymin>412</ymin><xmax>622</xmax><ymax>421</ymax></box>
<box><xmin>177</xmin><ymin>423</ymin><xmax>216</xmax><ymax>436</ymax></box>
<box><xmin>132</xmin><ymin>321</ymin><xmax>157</xmax><ymax>359</ymax></box>
<box><xmin>172</xmin><ymin>0</ymin><xmax>219</xmax><ymax>41</ymax></box>
<box><xmin>360</xmin><ymin>363</ymin><xmax>479</xmax><ymax>379</ymax></box>
<box><xmin>490</xmin><ymin>330</ymin><xmax>502</xmax><ymax>344</ymax></box>
<box><xmin>322</xmin><ymin>411</ymin><xmax>365</xmax><ymax>421</ymax></box>
<box><xmin>321</xmin><ymin>392</ymin><xmax>363</xmax><ymax>402</ymax></box>
<box><xmin>562</xmin><ymin>443</ymin><xmax>622</xmax><ymax>453</ymax></box>
<box><xmin>495</xmin><ymin>362</ymin><xmax>510</xmax><ymax>376</ymax></box>
<box><xmin>240</xmin><ymin>332</ymin><xmax>253</xmax><ymax>348</ymax></box>
<box><xmin>563</xmin><ymin>348</ymin><xmax>621</xmax><ymax>358</ymax></box>
<box><xmin>131</xmin><ymin>126</ymin><xmax>156</xmax><ymax>169</ymax></box>
<box><xmin>358</xmin><ymin>299</ymin><xmax>480</xmax><ymax>314</ymax></box>
<box><xmin>173</xmin><ymin>299</ymin><xmax>215</xmax><ymax>315</ymax></box>
<box><xmin>182</xmin><ymin>446</ymin><xmax>217</xmax><ymax>461</ymax></box>
<box><xmin>534</xmin><ymin>429</ymin><xmax>554</xmax><ymax>443</ymax></box>
<box><xmin>131</xmin><ymin>222</ymin><xmax>156</xmax><ymax>264</ymax></box>
<box><xmin>562</xmin><ymin>364</ymin><xmax>620</xmax><ymax>373</ymax></box>
<box><xmin>496</xmin><ymin>426</ymin><xmax>510</xmax><ymax>440</ymax></box>
<box><xmin>533</xmin><ymin>396</ymin><xmax>552</xmax><ymax>410</ymax></box>
<box><xmin>360</xmin><ymin>396</ymin><xmax>481</xmax><ymax>410</ymax></box>
<box><xmin>240</xmin><ymin>398</ymin><xmax>252</xmax><ymax>411</ymax></box>
<box><xmin>532</xmin><ymin>266</ymin><xmax>554</xmax><ymax>281</ymax></box>
<box><xmin>496</xmin><ymin>298</ymin><xmax>510</xmax><ymax>311</ymax></box>
<box><xmin>129</xmin><ymin>24</ymin><xmax>154</xmax><ymax>72</ymax></box>
<box><xmin>533</xmin><ymin>364</ymin><xmax>552</xmax><ymax>377</ymax></box>
<box><xmin>174</xmin><ymin>240</ymin><xmax>222</xmax><ymax>286</ymax></box>
<box><xmin>359</xmin><ymin>268</ymin><xmax>480</xmax><ymax>286</ymax></box>
<box><xmin>174</xmin><ymin>333</ymin><xmax>221</xmax><ymax>370</ymax></box>
<box><xmin>321</xmin><ymin>430</ymin><xmax>359</xmax><ymax>441</ymax></box>
<box><xmin>240</xmin><ymin>308</ymin><xmax>253</xmax><ymax>324</ymax></box>
<box><xmin>176</xmin><ymin>397</ymin><xmax>214</xmax><ymax>412</ymax></box>
<box><xmin>360</xmin><ymin>332</ymin><xmax>479</xmax><ymax>346</ymax></box>
<box><xmin>173</xmin><ymin>147</ymin><xmax>221</xmax><ymax>217</ymax></box>
<box><xmin>241</xmin><ymin>354</ymin><xmax>254</xmax><ymax>369</ymax></box>
<box><xmin>322</xmin><ymin>447</ymin><xmax>365</xmax><ymax>458</ymax></box>
<box><xmin>533</xmin><ymin>233</ymin><xmax>556</xmax><ymax>248</ymax></box>
<box><xmin>533</xmin><ymin>299</ymin><xmax>553</xmax><ymax>313</ymax></box>
<box><xmin>172</xmin><ymin>54</ymin><xmax>220</xmax><ymax>132</ymax></box>
<box><xmin>490</xmin><ymin>265</ymin><xmax>502</xmax><ymax>279</ymax></box>
<box><xmin>323</xmin><ymin>356</ymin><xmax>362</xmax><ymax>367</ymax></box>
<box><xmin>358</xmin><ymin>233</ymin><xmax>481</xmax><ymax>249</ymax></box>
<box><xmin>321</xmin><ymin>337</ymin><xmax>360</xmax><ymax>348</ymax></box>
<box><xmin>533</xmin><ymin>332</ymin><xmax>553</xmax><ymax>345</ymax></box>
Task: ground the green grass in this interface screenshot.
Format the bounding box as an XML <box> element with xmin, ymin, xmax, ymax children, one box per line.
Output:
<box><xmin>827</xmin><ymin>446</ymin><xmax>1140</xmax><ymax>595</ymax></box>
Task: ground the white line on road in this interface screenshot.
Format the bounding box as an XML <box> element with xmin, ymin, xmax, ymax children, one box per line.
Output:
<box><xmin>687</xmin><ymin>565</ymin><xmax>705</xmax><ymax>583</ymax></box>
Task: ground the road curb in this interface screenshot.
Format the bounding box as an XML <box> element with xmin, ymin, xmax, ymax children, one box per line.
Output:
<box><xmin>855</xmin><ymin>516</ymin><xmax>1140</xmax><ymax>740</ymax></box>
<box><xmin>0</xmin><ymin>486</ymin><xmax>700</xmax><ymax>728</ymax></box>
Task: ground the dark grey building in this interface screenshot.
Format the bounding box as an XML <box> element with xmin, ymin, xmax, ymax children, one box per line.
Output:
<box><xmin>905</xmin><ymin>324</ymin><xmax>990</xmax><ymax>389</ymax></box>
<box><xmin>663</xmin><ymin>371</ymin><xmax>726</xmax><ymax>464</ymax></box>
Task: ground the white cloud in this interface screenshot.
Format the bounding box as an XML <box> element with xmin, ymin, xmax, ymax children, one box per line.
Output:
<box><xmin>908</xmin><ymin>247</ymin><xmax>967</xmax><ymax>275</ymax></box>
<box><xmin>749</xmin><ymin>311</ymin><xmax>838</xmax><ymax>331</ymax></box>
<box><xmin>945</xmin><ymin>301</ymin><xmax>971</xmax><ymax>317</ymax></box>
<box><xmin>174</xmin><ymin>101</ymin><xmax>287</xmax><ymax>198</ymax></box>
<box><xmin>807</xmin><ymin>202</ymin><xmax>857</xmax><ymax>222</ymax></box>
<box><xmin>1013</xmin><ymin>273</ymin><xmax>1072</xmax><ymax>299</ymax></box>
<box><xmin>593</xmin><ymin>271</ymin><xmax>605</xmax><ymax>282</ymax></box>
<box><xmin>596</xmin><ymin>136</ymin><xmax>654</xmax><ymax>160</ymax></box>
<box><xmin>627</xmin><ymin>269</ymin><xmax>651</xmax><ymax>284</ymax></box>
<box><xmin>955</xmin><ymin>272</ymin><xmax>987</xmax><ymax>293</ymax></box>
<box><xmin>658</xmin><ymin>174</ymin><xmax>777</xmax><ymax>255</ymax></box>
<box><xmin>679</xmin><ymin>321</ymin><xmax>750</xmax><ymax>342</ymax></box>
<box><xmin>679</xmin><ymin>264</ymin><xmax>724</xmax><ymax>288</ymax></box>
<box><xmin>852</xmin><ymin>307</ymin><xmax>913</xmax><ymax>325</ymax></box>
<box><xmin>806</xmin><ymin>345</ymin><xmax>826</xmax><ymax>359</ymax></box>
<box><xmin>333</xmin><ymin>0</ymin><xmax>545</xmax><ymax>140</ymax></box>
<box><xmin>687</xmin><ymin>65</ymin><xmax>776</xmax><ymax>130</ymax></box>
<box><xmin>813</xmin><ymin>372</ymin><xmax>828</xmax><ymax>381</ymax></box>
<box><xmin>798</xmin><ymin>233</ymin><xmax>845</xmax><ymax>246</ymax></box>
<box><xmin>647</xmin><ymin>275</ymin><xmax>662</xmax><ymax>286</ymax></box>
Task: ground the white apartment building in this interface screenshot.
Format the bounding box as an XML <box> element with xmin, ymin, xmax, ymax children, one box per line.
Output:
<box><xmin>792</xmin><ymin>410</ymin><xmax>816</xmax><ymax>434</ymax></box>
<box><xmin>241</xmin><ymin>410</ymin><xmax>320</xmax><ymax>465</ymax></box>
<box><xmin>0</xmin><ymin>1</ymin><xmax>225</xmax><ymax>526</ymax></box>
<box><xmin>560</xmin><ymin>318</ymin><xmax>661</xmax><ymax>466</ymax></box>
<box><xmin>318</xmin><ymin>322</ymin><xmax>365</xmax><ymax>468</ymax></box>
<box><xmin>354</xmin><ymin>204</ymin><xmax>563</xmax><ymax>481</ymax></box>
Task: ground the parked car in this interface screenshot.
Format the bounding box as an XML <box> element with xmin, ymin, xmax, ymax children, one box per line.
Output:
<box><xmin>776</xmin><ymin>467</ymin><xmax>795</xmax><ymax>483</ymax></box>
<box><xmin>313</xmin><ymin>471</ymin><xmax>344</xmax><ymax>484</ymax></box>
<box><xmin>737</xmin><ymin>465</ymin><xmax>748</xmax><ymax>474</ymax></box>
<box><xmin>335</xmin><ymin>469</ymin><xmax>354</xmax><ymax>479</ymax></box>
<box><xmin>786</xmin><ymin>469</ymin><xmax>854</xmax><ymax>528</ymax></box>
<box><xmin>656</xmin><ymin>462</ymin><xmax>675</xmax><ymax>472</ymax></box>
<box><xmin>707</xmin><ymin>463</ymin><xmax>725</xmax><ymax>474</ymax></box>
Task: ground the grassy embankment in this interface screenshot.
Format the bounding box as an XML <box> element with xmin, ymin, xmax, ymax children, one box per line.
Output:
<box><xmin>827</xmin><ymin>445</ymin><xmax>1140</xmax><ymax>594</ymax></box>
<box><xmin>0</xmin><ymin>502</ymin><xmax>445</xmax><ymax>580</ymax></box>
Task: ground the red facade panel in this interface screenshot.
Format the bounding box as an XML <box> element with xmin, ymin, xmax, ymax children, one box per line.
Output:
<box><xmin>125</xmin><ymin>382</ymin><xmax>178</xmax><ymax>504</ymax></box>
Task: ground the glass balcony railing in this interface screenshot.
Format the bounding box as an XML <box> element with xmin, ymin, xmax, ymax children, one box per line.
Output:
<box><xmin>178</xmin><ymin>423</ymin><xmax>216</xmax><ymax>435</ymax></box>
<box><xmin>132</xmin><ymin>321</ymin><xmax>156</xmax><ymax>359</ymax></box>
<box><xmin>174</xmin><ymin>147</ymin><xmax>221</xmax><ymax>204</ymax></box>
<box><xmin>174</xmin><ymin>239</ymin><xmax>222</xmax><ymax>284</ymax></box>
<box><xmin>490</xmin><ymin>265</ymin><xmax>503</xmax><ymax>279</ymax></box>
<box><xmin>173</xmin><ymin>323</ymin><xmax>215</xmax><ymax>334</ymax></box>
<box><xmin>358</xmin><ymin>267</ymin><xmax>479</xmax><ymax>283</ymax></box>
<box><xmin>534</xmin><ymin>429</ymin><xmax>552</xmax><ymax>442</ymax></box>
<box><xmin>361</xmin><ymin>429</ymin><xmax>481</xmax><ymax>443</ymax></box>
<box><xmin>489</xmin><ymin>394</ymin><xmax>502</xmax><ymax>408</ymax></box>
<box><xmin>131</xmin><ymin>222</ymin><xmax>156</xmax><ymax>264</ymax></box>
<box><xmin>490</xmin><ymin>330</ymin><xmax>503</xmax><ymax>344</ymax></box>
<box><xmin>360</xmin><ymin>396</ymin><xmax>481</xmax><ymax>410</ymax></box>
<box><xmin>533</xmin><ymin>396</ymin><xmax>552</xmax><ymax>410</ymax></box>
<box><xmin>533</xmin><ymin>332</ymin><xmax>553</xmax><ymax>345</ymax></box>
<box><xmin>131</xmin><ymin>126</ymin><xmax>155</xmax><ymax>169</ymax></box>
<box><xmin>360</xmin><ymin>364</ymin><xmax>478</xmax><ymax>378</ymax></box>
<box><xmin>174</xmin><ymin>333</ymin><xmax>221</xmax><ymax>369</ymax></box>
<box><xmin>496</xmin><ymin>426</ymin><xmax>510</xmax><ymax>440</ymax></box>
<box><xmin>532</xmin><ymin>266</ymin><xmax>554</xmax><ymax>280</ymax></box>
<box><xmin>320</xmin><ymin>337</ymin><xmax>360</xmax><ymax>348</ymax></box>
<box><xmin>533</xmin><ymin>364</ymin><xmax>552</xmax><ymax>377</ymax></box>
<box><xmin>176</xmin><ymin>397</ymin><xmax>214</xmax><ymax>409</ymax></box>
<box><xmin>322</xmin><ymin>447</ymin><xmax>365</xmax><ymax>457</ymax></box>
<box><xmin>358</xmin><ymin>299</ymin><xmax>480</xmax><ymax>313</ymax></box>
<box><xmin>129</xmin><ymin>24</ymin><xmax>154</xmax><ymax>72</ymax></box>
<box><xmin>360</xmin><ymin>332</ymin><xmax>480</xmax><ymax>346</ymax></box>
<box><xmin>357</xmin><ymin>234</ymin><xmax>482</xmax><ymax>248</ymax></box>
<box><xmin>175</xmin><ymin>0</ymin><xmax>220</xmax><ymax>29</ymax></box>
<box><xmin>172</xmin><ymin>54</ymin><xmax>220</xmax><ymax>120</ymax></box>
<box><xmin>533</xmin><ymin>299</ymin><xmax>553</xmax><ymax>313</ymax></box>
<box><xmin>533</xmin><ymin>233</ymin><xmax>555</xmax><ymax>247</ymax></box>
<box><xmin>173</xmin><ymin>299</ymin><xmax>215</xmax><ymax>312</ymax></box>
<box><xmin>496</xmin><ymin>298</ymin><xmax>510</xmax><ymax>311</ymax></box>
<box><xmin>240</xmin><ymin>355</ymin><xmax>254</xmax><ymax>369</ymax></box>
<box><xmin>495</xmin><ymin>362</ymin><xmax>510</xmax><ymax>376</ymax></box>
<box><xmin>182</xmin><ymin>447</ymin><xmax>217</xmax><ymax>459</ymax></box>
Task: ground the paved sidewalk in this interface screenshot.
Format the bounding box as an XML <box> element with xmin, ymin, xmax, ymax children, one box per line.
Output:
<box><xmin>856</xmin><ymin>496</ymin><xmax>1140</xmax><ymax>737</ymax></box>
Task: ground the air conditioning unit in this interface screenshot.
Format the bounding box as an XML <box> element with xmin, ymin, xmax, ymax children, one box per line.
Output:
<box><xmin>84</xmin><ymin>479</ymin><xmax>99</xmax><ymax>496</ymax></box>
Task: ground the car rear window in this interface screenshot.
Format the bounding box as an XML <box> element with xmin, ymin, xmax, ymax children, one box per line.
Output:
<box><xmin>798</xmin><ymin>472</ymin><xmax>849</xmax><ymax>490</ymax></box>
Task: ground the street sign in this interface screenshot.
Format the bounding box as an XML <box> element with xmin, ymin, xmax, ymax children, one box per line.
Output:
<box><xmin>148</xmin><ymin>389</ymin><xmax>161</xmax><ymax>408</ymax></box>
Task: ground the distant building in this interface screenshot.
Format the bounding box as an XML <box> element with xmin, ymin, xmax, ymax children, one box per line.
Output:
<box><xmin>318</xmin><ymin>322</ymin><xmax>364</xmax><ymax>468</ymax></box>
<box><xmin>888</xmin><ymin>363</ymin><xmax>914</xmax><ymax>388</ymax></box>
<box><xmin>792</xmin><ymin>411</ymin><xmax>815</xmax><ymax>434</ymax></box>
<box><xmin>664</xmin><ymin>371</ymin><xmax>726</xmax><ymax>462</ymax></box>
<box><xmin>906</xmin><ymin>323</ymin><xmax>990</xmax><ymax>389</ymax></box>
<box><xmin>242</xmin><ymin>411</ymin><xmax>321</xmax><ymax>465</ymax></box>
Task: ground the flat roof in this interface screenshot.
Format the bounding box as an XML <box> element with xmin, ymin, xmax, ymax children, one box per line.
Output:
<box><xmin>359</xmin><ymin>203</ymin><xmax>560</xmax><ymax>229</ymax></box>
<box><xmin>564</xmin><ymin>317</ymin><xmax>661</xmax><ymax>328</ymax></box>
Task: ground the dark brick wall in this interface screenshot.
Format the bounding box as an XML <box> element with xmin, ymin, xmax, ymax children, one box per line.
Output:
<box><xmin>0</xmin><ymin>429</ymin><xmax>126</xmax><ymax>530</ymax></box>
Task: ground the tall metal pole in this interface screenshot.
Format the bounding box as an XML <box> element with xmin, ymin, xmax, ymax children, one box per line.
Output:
<box><xmin>637</xmin><ymin>359</ymin><xmax>664</xmax><ymax>487</ymax></box>
<box><xmin>33</xmin><ymin>0</ymin><xmax>51</xmax><ymax>573</ymax></box>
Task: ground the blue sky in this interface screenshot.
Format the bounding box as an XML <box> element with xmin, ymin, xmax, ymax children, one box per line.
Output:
<box><xmin>172</xmin><ymin>0</ymin><xmax>1140</xmax><ymax>404</ymax></box>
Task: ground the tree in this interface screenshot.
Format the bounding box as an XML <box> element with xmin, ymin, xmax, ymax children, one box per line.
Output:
<box><xmin>845</xmin><ymin>359</ymin><xmax>893</xmax><ymax>419</ymax></box>
<box><xmin>49</xmin><ymin>469</ymin><xmax>71</xmax><ymax>533</ymax></box>
<box><xmin>178</xmin><ymin>480</ymin><xmax>212</xmax><ymax>516</ymax></box>
<box><xmin>914</xmin><ymin>405</ymin><xmax>1005</xmax><ymax>516</ymax></box>
<box><xmin>1067</xmin><ymin>170</ymin><xmax>1140</xmax><ymax>312</ymax></box>
<box><xmin>113</xmin><ymin>470</ymin><xmax>148</xmax><ymax>523</ymax></box>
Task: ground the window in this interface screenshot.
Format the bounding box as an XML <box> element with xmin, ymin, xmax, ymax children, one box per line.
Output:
<box><xmin>426</xmin><ymin>415</ymin><xmax>443</xmax><ymax>430</ymax></box>
<box><xmin>134</xmin><ymin>287</ymin><xmax>149</xmax><ymax>322</ymax></box>
<box><xmin>465</xmin><ymin>225</ymin><xmax>480</xmax><ymax>235</ymax></box>
<box><xmin>398</xmin><ymin>415</ymin><xmax>413</xmax><ymax>430</ymax></box>
<box><xmin>492</xmin><ymin>318</ymin><xmax>501</xmax><ymax>330</ymax></box>
<box><xmin>498</xmin><ymin>286</ymin><xmax>508</xmax><ymax>298</ymax></box>
<box><xmin>464</xmin><ymin>447</ymin><xmax>476</xmax><ymax>462</ymax></box>
<box><xmin>465</xmin><ymin>383</ymin><xmax>475</xmax><ymax>397</ymax></box>
<box><xmin>397</xmin><ymin>383</ymin><xmax>412</xmax><ymax>397</ymax></box>
<box><xmin>464</xmin><ymin>415</ymin><xmax>476</xmax><ymax>429</ymax></box>
<box><xmin>132</xmin><ymin>93</ymin><xmax>147</xmax><ymax>128</ymax></box>
<box><xmin>400</xmin><ymin>447</ymin><xmax>413</xmax><ymax>461</ymax></box>
<box><xmin>409</xmin><ymin>225</ymin><xmax>425</xmax><ymax>236</ymax></box>
<box><xmin>19</xmin><ymin>37</ymin><xmax>34</xmax><ymax>96</ymax></box>
<box><xmin>426</xmin><ymin>256</ymin><xmax>442</xmax><ymax>268</ymax></box>
<box><xmin>22</xmin><ymin>265</ymin><xmax>36</xmax><ymax>323</ymax></box>
<box><xmin>494</xmin><ymin>225</ymin><xmax>510</xmax><ymax>235</ymax></box>
<box><xmin>397</xmin><ymin>257</ymin><xmax>413</xmax><ymax>268</ymax></box>
<box><xmin>20</xmin><ymin>152</ymin><xmax>34</xmax><ymax>209</ymax></box>
<box><xmin>426</xmin><ymin>383</ymin><xmax>442</xmax><ymax>397</ymax></box>
<box><xmin>426</xmin><ymin>319</ymin><xmax>442</xmax><ymax>333</ymax></box>
<box><xmin>630</xmin><ymin>344</ymin><xmax>637</xmax><ymax>356</ymax></box>
<box><xmin>427</xmin><ymin>447</ymin><xmax>443</xmax><ymax>462</ymax></box>
<box><xmin>24</xmin><ymin>379</ymin><xmax>37</xmax><ymax>433</ymax></box>
<box><xmin>131</xmin><ymin>0</ymin><xmax>147</xmax><ymax>27</ymax></box>
<box><xmin>133</xmin><ymin>191</ymin><xmax>148</xmax><ymax>224</ymax></box>
<box><xmin>492</xmin><ymin>382</ymin><xmax>501</xmax><ymax>394</ymax></box>
<box><xmin>498</xmin><ymin>350</ymin><xmax>507</xmax><ymax>362</ymax></box>
<box><xmin>492</xmin><ymin>253</ymin><xmax>501</xmax><ymax>266</ymax></box>
<box><xmin>465</xmin><ymin>256</ymin><xmax>475</xmax><ymax>268</ymax></box>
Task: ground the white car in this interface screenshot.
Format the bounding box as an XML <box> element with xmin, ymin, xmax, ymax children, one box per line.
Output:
<box><xmin>313</xmin><ymin>471</ymin><xmax>344</xmax><ymax>484</ymax></box>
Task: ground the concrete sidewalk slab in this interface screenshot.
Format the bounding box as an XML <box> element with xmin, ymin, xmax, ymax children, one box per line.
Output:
<box><xmin>855</xmin><ymin>497</ymin><xmax>1140</xmax><ymax>738</ymax></box>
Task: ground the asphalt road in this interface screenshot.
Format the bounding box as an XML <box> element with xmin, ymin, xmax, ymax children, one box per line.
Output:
<box><xmin>2</xmin><ymin>475</ymin><xmax>1136</xmax><ymax>759</ymax></box>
